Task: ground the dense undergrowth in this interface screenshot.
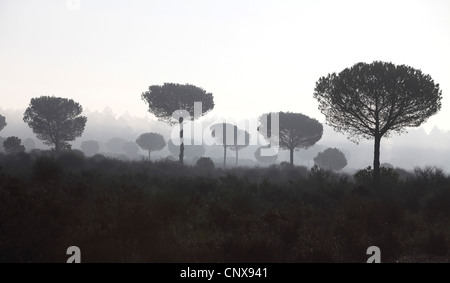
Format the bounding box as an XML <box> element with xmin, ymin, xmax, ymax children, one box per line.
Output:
<box><xmin>0</xmin><ymin>150</ymin><xmax>449</xmax><ymax>262</ymax></box>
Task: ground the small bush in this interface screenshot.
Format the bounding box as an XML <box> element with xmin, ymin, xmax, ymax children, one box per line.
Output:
<box><xmin>354</xmin><ymin>166</ymin><xmax>400</xmax><ymax>189</ymax></box>
<box><xmin>195</xmin><ymin>157</ymin><xmax>215</xmax><ymax>173</ymax></box>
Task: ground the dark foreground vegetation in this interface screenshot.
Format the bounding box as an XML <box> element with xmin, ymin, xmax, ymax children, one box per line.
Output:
<box><xmin>0</xmin><ymin>151</ymin><xmax>449</xmax><ymax>263</ymax></box>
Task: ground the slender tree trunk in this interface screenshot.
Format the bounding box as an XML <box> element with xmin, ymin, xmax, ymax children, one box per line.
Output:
<box><xmin>148</xmin><ymin>150</ymin><xmax>151</xmax><ymax>160</ymax></box>
<box><xmin>290</xmin><ymin>149</ymin><xmax>294</xmax><ymax>166</ymax></box>
<box><xmin>179</xmin><ymin>118</ymin><xmax>184</xmax><ymax>164</ymax></box>
<box><xmin>235</xmin><ymin>150</ymin><xmax>238</xmax><ymax>167</ymax></box>
<box><xmin>223</xmin><ymin>145</ymin><xmax>227</xmax><ymax>168</ymax></box>
<box><xmin>373</xmin><ymin>135</ymin><xmax>381</xmax><ymax>187</ymax></box>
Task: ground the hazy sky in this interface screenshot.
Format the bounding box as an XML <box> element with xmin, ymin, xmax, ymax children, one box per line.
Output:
<box><xmin>1</xmin><ymin>0</ymin><xmax>450</xmax><ymax>131</ymax></box>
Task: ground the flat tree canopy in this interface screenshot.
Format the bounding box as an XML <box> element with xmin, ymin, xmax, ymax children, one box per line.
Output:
<box><xmin>141</xmin><ymin>83</ymin><xmax>214</xmax><ymax>164</ymax></box>
<box><xmin>23</xmin><ymin>96</ymin><xmax>87</xmax><ymax>152</ymax></box>
<box><xmin>136</xmin><ymin>132</ymin><xmax>166</xmax><ymax>160</ymax></box>
<box><xmin>259</xmin><ymin>112</ymin><xmax>323</xmax><ymax>165</ymax></box>
<box><xmin>314</xmin><ymin>147</ymin><xmax>347</xmax><ymax>171</ymax></box>
<box><xmin>314</xmin><ymin>61</ymin><xmax>442</xmax><ymax>184</ymax></box>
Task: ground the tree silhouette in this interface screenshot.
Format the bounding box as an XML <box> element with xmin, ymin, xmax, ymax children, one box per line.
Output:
<box><xmin>141</xmin><ymin>83</ymin><xmax>214</xmax><ymax>164</ymax></box>
<box><xmin>80</xmin><ymin>140</ymin><xmax>100</xmax><ymax>156</ymax></box>
<box><xmin>0</xmin><ymin>114</ymin><xmax>6</xmax><ymax>132</ymax></box>
<box><xmin>229</xmin><ymin>127</ymin><xmax>251</xmax><ymax>167</ymax></box>
<box><xmin>136</xmin><ymin>132</ymin><xmax>166</xmax><ymax>160</ymax></box>
<box><xmin>210</xmin><ymin>123</ymin><xmax>237</xmax><ymax>168</ymax></box>
<box><xmin>314</xmin><ymin>61</ymin><xmax>442</xmax><ymax>185</ymax></box>
<box><xmin>3</xmin><ymin>136</ymin><xmax>25</xmax><ymax>154</ymax></box>
<box><xmin>258</xmin><ymin>112</ymin><xmax>323</xmax><ymax>165</ymax></box>
<box><xmin>123</xmin><ymin>141</ymin><xmax>139</xmax><ymax>157</ymax></box>
<box><xmin>254</xmin><ymin>146</ymin><xmax>278</xmax><ymax>166</ymax></box>
<box><xmin>195</xmin><ymin>157</ymin><xmax>215</xmax><ymax>173</ymax></box>
<box><xmin>313</xmin><ymin>147</ymin><xmax>347</xmax><ymax>171</ymax></box>
<box><xmin>167</xmin><ymin>139</ymin><xmax>205</xmax><ymax>162</ymax></box>
<box><xmin>23</xmin><ymin>96</ymin><xmax>87</xmax><ymax>152</ymax></box>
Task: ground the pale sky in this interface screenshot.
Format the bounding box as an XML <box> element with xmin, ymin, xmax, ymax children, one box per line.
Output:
<box><xmin>1</xmin><ymin>0</ymin><xmax>450</xmax><ymax>131</ymax></box>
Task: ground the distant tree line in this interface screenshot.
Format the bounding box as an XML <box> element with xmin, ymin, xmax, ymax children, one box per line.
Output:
<box><xmin>0</xmin><ymin>61</ymin><xmax>442</xmax><ymax>184</ymax></box>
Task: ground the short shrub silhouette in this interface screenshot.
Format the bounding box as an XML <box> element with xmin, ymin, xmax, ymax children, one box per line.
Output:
<box><xmin>413</xmin><ymin>166</ymin><xmax>447</xmax><ymax>190</ymax></box>
<box><xmin>1</xmin><ymin>149</ymin><xmax>450</xmax><ymax>262</ymax></box>
<box><xmin>309</xmin><ymin>165</ymin><xmax>335</xmax><ymax>184</ymax></box>
<box><xmin>414</xmin><ymin>166</ymin><xmax>445</xmax><ymax>181</ymax></box>
<box><xmin>354</xmin><ymin>166</ymin><xmax>400</xmax><ymax>189</ymax></box>
<box><xmin>195</xmin><ymin>157</ymin><xmax>215</xmax><ymax>173</ymax></box>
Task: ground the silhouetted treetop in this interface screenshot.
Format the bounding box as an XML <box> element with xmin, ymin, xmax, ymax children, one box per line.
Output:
<box><xmin>141</xmin><ymin>83</ymin><xmax>214</xmax><ymax>124</ymax></box>
<box><xmin>23</xmin><ymin>96</ymin><xmax>87</xmax><ymax>152</ymax></box>
<box><xmin>195</xmin><ymin>157</ymin><xmax>215</xmax><ymax>173</ymax></box>
<box><xmin>0</xmin><ymin>114</ymin><xmax>6</xmax><ymax>132</ymax></box>
<box><xmin>313</xmin><ymin>61</ymin><xmax>442</xmax><ymax>185</ymax></box>
<box><xmin>313</xmin><ymin>147</ymin><xmax>347</xmax><ymax>171</ymax></box>
<box><xmin>3</xmin><ymin>136</ymin><xmax>25</xmax><ymax>154</ymax></box>
<box><xmin>258</xmin><ymin>112</ymin><xmax>323</xmax><ymax>165</ymax></box>
<box><xmin>314</xmin><ymin>61</ymin><xmax>442</xmax><ymax>140</ymax></box>
<box><xmin>141</xmin><ymin>83</ymin><xmax>214</xmax><ymax>164</ymax></box>
<box><xmin>136</xmin><ymin>132</ymin><xmax>166</xmax><ymax>160</ymax></box>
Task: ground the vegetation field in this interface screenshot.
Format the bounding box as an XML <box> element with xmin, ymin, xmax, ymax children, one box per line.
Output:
<box><xmin>1</xmin><ymin>151</ymin><xmax>449</xmax><ymax>263</ymax></box>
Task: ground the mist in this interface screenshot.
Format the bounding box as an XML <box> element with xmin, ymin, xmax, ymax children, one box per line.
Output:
<box><xmin>1</xmin><ymin>106</ymin><xmax>449</xmax><ymax>172</ymax></box>
<box><xmin>1</xmin><ymin>0</ymin><xmax>449</xmax><ymax>265</ymax></box>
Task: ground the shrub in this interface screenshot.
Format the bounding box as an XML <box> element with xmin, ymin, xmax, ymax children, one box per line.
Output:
<box><xmin>313</xmin><ymin>147</ymin><xmax>347</xmax><ymax>171</ymax></box>
<box><xmin>3</xmin><ymin>136</ymin><xmax>25</xmax><ymax>154</ymax></box>
<box><xmin>195</xmin><ymin>157</ymin><xmax>215</xmax><ymax>173</ymax></box>
<box><xmin>354</xmin><ymin>166</ymin><xmax>400</xmax><ymax>189</ymax></box>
